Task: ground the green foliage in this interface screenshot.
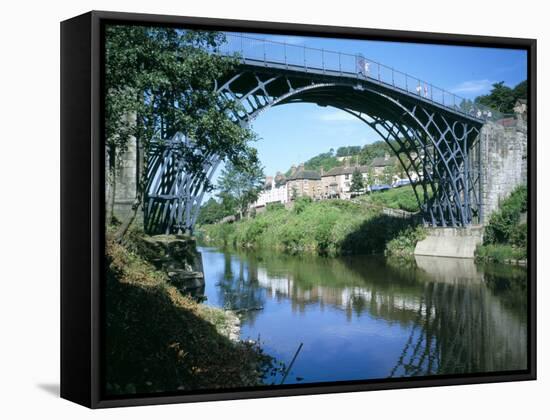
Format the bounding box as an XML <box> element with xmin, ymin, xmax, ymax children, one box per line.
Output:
<box><xmin>381</xmin><ymin>165</ymin><xmax>394</xmax><ymax>185</ymax></box>
<box><xmin>303</xmin><ymin>151</ymin><xmax>340</xmax><ymax>172</ymax></box>
<box><xmin>199</xmin><ymin>199</ymin><xmax>421</xmax><ymax>257</ymax></box>
<box><xmin>336</xmin><ymin>145</ymin><xmax>361</xmax><ymax>157</ymax></box>
<box><xmin>386</xmin><ymin>226</ymin><xmax>427</xmax><ymax>256</ymax></box>
<box><xmin>475</xmin><ymin>80</ymin><xmax>527</xmax><ymax>114</ymax></box>
<box><xmin>290</xmin><ymin>185</ymin><xmax>298</xmax><ymax>200</ymax></box>
<box><xmin>104</xmin><ymin>233</ymin><xmax>273</xmax><ymax>394</ymax></box>
<box><xmin>196</xmin><ymin>197</ymin><xmax>231</xmax><ymax>225</ymax></box>
<box><xmin>217</xmin><ymin>161</ymin><xmax>265</xmax><ymax>218</ymax></box>
<box><xmin>475</xmin><ymin>244</ymin><xmax>526</xmax><ymax>263</ymax></box>
<box><xmin>358</xmin><ymin>140</ymin><xmax>395</xmax><ymax>165</ymax></box>
<box><xmin>359</xmin><ymin>185</ymin><xmax>423</xmax><ymax>213</ymax></box>
<box><xmin>484</xmin><ymin>185</ymin><xmax>527</xmax><ymax>245</ymax></box>
<box><xmin>350</xmin><ymin>168</ymin><xmax>365</xmax><ymax>192</ymax></box>
<box><xmin>293</xmin><ymin>196</ymin><xmax>313</xmax><ymax>214</ymax></box>
<box><xmin>477</xmin><ymin>185</ymin><xmax>527</xmax><ymax>264</ymax></box>
<box><xmin>105</xmin><ymin>26</ymin><xmax>259</xmax><ymax>206</ymax></box>
<box><xmin>266</xmin><ymin>202</ymin><xmax>285</xmax><ymax>212</ymax></box>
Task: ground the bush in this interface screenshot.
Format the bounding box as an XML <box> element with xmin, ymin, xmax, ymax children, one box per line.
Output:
<box><xmin>198</xmin><ymin>198</ymin><xmax>420</xmax><ymax>257</ymax></box>
<box><xmin>292</xmin><ymin>196</ymin><xmax>313</xmax><ymax>214</ymax></box>
<box><xmin>266</xmin><ymin>202</ymin><xmax>284</xmax><ymax>212</ymax></box>
<box><xmin>358</xmin><ymin>185</ymin><xmax>425</xmax><ymax>213</ymax></box>
<box><xmin>475</xmin><ymin>244</ymin><xmax>526</xmax><ymax>263</ymax></box>
<box><xmin>477</xmin><ymin>185</ymin><xmax>527</xmax><ymax>264</ymax></box>
<box><xmin>386</xmin><ymin>225</ymin><xmax>427</xmax><ymax>256</ymax></box>
<box><xmin>484</xmin><ymin>185</ymin><xmax>527</xmax><ymax>245</ymax></box>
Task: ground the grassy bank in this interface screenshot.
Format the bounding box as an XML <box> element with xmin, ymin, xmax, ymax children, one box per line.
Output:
<box><xmin>476</xmin><ymin>185</ymin><xmax>527</xmax><ymax>264</ymax></box>
<box><xmin>105</xmin><ymin>230</ymin><xmax>273</xmax><ymax>395</ymax></box>
<box><xmin>198</xmin><ymin>197</ymin><xmax>424</xmax><ymax>257</ymax></box>
<box><xmin>356</xmin><ymin>185</ymin><xmax>423</xmax><ymax>213</ymax></box>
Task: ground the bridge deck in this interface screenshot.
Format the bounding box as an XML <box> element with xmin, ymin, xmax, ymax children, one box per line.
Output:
<box><xmin>217</xmin><ymin>33</ymin><xmax>503</xmax><ymax>124</ymax></box>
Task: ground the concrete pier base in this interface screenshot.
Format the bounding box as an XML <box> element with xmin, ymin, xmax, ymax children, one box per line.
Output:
<box><xmin>414</xmin><ymin>226</ymin><xmax>484</xmax><ymax>259</ymax></box>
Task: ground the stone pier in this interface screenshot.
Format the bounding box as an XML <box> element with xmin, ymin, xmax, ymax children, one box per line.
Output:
<box><xmin>479</xmin><ymin>102</ymin><xmax>528</xmax><ymax>223</ymax></box>
<box><xmin>415</xmin><ymin>226</ymin><xmax>484</xmax><ymax>259</ymax></box>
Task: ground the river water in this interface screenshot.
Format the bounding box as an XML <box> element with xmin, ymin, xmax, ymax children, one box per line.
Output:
<box><xmin>200</xmin><ymin>247</ymin><xmax>528</xmax><ymax>385</ymax></box>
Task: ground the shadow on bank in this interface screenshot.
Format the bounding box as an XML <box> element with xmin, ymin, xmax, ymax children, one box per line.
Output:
<box><xmin>340</xmin><ymin>214</ymin><xmax>419</xmax><ymax>255</ymax></box>
<box><xmin>104</xmin><ymin>236</ymin><xmax>274</xmax><ymax>396</ymax></box>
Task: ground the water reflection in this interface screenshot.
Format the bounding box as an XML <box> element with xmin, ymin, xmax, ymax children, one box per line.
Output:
<box><xmin>201</xmin><ymin>247</ymin><xmax>527</xmax><ymax>384</ymax></box>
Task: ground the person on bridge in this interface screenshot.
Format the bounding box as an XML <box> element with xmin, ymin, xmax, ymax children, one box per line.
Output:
<box><xmin>416</xmin><ymin>83</ymin><xmax>422</xmax><ymax>95</ymax></box>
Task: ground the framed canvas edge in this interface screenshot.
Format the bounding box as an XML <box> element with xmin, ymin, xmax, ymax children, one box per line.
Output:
<box><xmin>60</xmin><ymin>10</ymin><xmax>537</xmax><ymax>409</ymax></box>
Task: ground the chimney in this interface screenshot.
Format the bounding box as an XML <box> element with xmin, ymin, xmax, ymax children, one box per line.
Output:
<box><xmin>384</xmin><ymin>152</ymin><xmax>390</xmax><ymax>161</ymax></box>
<box><xmin>320</xmin><ymin>167</ymin><xmax>324</xmax><ymax>176</ymax></box>
<box><xmin>299</xmin><ymin>163</ymin><xmax>305</xmax><ymax>171</ymax></box>
<box><xmin>290</xmin><ymin>164</ymin><xmax>297</xmax><ymax>174</ymax></box>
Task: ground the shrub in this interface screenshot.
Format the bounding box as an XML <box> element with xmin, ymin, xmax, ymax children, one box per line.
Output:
<box><xmin>386</xmin><ymin>225</ymin><xmax>427</xmax><ymax>256</ymax></box>
<box><xmin>475</xmin><ymin>244</ymin><xmax>526</xmax><ymax>263</ymax></box>
<box><xmin>292</xmin><ymin>196</ymin><xmax>313</xmax><ymax>214</ymax></box>
<box><xmin>484</xmin><ymin>185</ymin><xmax>527</xmax><ymax>245</ymax></box>
<box><xmin>199</xmin><ymin>199</ymin><xmax>421</xmax><ymax>256</ymax></box>
<box><xmin>266</xmin><ymin>202</ymin><xmax>284</xmax><ymax>212</ymax></box>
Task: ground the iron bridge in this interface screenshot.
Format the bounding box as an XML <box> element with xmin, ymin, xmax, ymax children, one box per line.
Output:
<box><xmin>144</xmin><ymin>34</ymin><xmax>496</xmax><ymax>234</ymax></box>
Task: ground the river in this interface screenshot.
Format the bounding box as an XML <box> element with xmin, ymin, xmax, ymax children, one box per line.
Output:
<box><xmin>199</xmin><ymin>247</ymin><xmax>528</xmax><ymax>385</ymax></box>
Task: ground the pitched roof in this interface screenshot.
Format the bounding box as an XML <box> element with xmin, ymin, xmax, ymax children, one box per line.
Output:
<box><xmin>287</xmin><ymin>169</ymin><xmax>321</xmax><ymax>180</ymax></box>
<box><xmin>371</xmin><ymin>156</ymin><xmax>397</xmax><ymax>167</ymax></box>
<box><xmin>323</xmin><ymin>165</ymin><xmax>370</xmax><ymax>177</ymax></box>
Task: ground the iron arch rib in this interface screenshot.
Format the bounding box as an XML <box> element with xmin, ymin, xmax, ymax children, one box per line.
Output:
<box><xmin>143</xmin><ymin>67</ymin><xmax>483</xmax><ymax>233</ymax></box>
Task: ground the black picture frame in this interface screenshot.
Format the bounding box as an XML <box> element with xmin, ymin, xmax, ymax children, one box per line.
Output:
<box><xmin>60</xmin><ymin>10</ymin><xmax>537</xmax><ymax>409</ymax></box>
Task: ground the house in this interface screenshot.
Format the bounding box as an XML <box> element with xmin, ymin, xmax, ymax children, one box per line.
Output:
<box><xmin>286</xmin><ymin>164</ymin><xmax>322</xmax><ymax>200</ymax></box>
<box><xmin>253</xmin><ymin>176</ymin><xmax>289</xmax><ymax>209</ymax></box>
<box><xmin>321</xmin><ymin>164</ymin><xmax>371</xmax><ymax>199</ymax></box>
<box><xmin>370</xmin><ymin>153</ymin><xmax>398</xmax><ymax>178</ymax></box>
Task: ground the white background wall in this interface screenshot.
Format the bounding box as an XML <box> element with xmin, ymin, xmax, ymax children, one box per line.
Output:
<box><xmin>0</xmin><ymin>0</ymin><xmax>547</xmax><ymax>418</ymax></box>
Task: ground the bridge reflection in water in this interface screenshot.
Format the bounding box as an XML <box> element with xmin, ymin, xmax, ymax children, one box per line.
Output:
<box><xmin>201</xmin><ymin>248</ymin><xmax>527</xmax><ymax>384</ymax></box>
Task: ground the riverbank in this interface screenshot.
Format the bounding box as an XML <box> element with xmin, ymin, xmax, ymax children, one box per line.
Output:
<box><xmin>475</xmin><ymin>185</ymin><xmax>527</xmax><ymax>264</ymax></box>
<box><xmin>198</xmin><ymin>197</ymin><xmax>424</xmax><ymax>257</ymax></box>
<box><xmin>105</xmin><ymin>229</ymin><xmax>273</xmax><ymax>395</ymax></box>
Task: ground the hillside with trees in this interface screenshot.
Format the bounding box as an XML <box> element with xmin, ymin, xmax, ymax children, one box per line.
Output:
<box><xmin>475</xmin><ymin>80</ymin><xmax>527</xmax><ymax>113</ymax></box>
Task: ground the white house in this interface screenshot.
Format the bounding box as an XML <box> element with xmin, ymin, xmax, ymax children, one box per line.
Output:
<box><xmin>253</xmin><ymin>176</ymin><xmax>289</xmax><ymax>208</ymax></box>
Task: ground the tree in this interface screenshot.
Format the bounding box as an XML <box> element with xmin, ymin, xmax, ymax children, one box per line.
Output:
<box><xmin>196</xmin><ymin>197</ymin><xmax>235</xmax><ymax>225</ymax></box>
<box><xmin>105</xmin><ymin>26</ymin><xmax>258</xmax><ymax>238</ymax></box>
<box><xmin>350</xmin><ymin>168</ymin><xmax>364</xmax><ymax>192</ymax></box>
<box><xmin>336</xmin><ymin>145</ymin><xmax>361</xmax><ymax>157</ymax></box>
<box><xmin>291</xmin><ymin>185</ymin><xmax>299</xmax><ymax>201</ymax></box>
<box><xmin>217</xmin><ymin>162</ymin><xmax>265</xmax><ymax>219</ymax></box>
<box><xmin>475</xmin><ymin>80</ymin><xmax>526</xmax><ymax>114</ymax></box>
<box><xmin>358</xmin><ymin>141</ymin><xmax>394</xmax><ymax>165</ymax></box>
<box><xmin>381</xmin><ymin>165</ymin><xmax>394</xmax><ymax>185</ymax></box>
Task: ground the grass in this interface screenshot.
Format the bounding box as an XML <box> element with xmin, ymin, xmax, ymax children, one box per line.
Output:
<box><xmin>475</xmin><ymin>243</ymin><xmax>526</xmax><ymax>264</ymax></box>
<box><xmin>104</xmin><ymin>231</ymin><xmax>274</xmax><ymax>395</ymax></box>
<box><xmin>476</xmin><ymin>185</ymin><xmax>527</xmax><ymax>264</ymax></box>
<box><xmin>356</xmin><ymin>185</ymin><xmax>424</xmax><ymax>213</ymax></box>
<box><xmin>198</xmin><ymin>197</ymin><xmax>423</xmax><ymax>257</ymax></box>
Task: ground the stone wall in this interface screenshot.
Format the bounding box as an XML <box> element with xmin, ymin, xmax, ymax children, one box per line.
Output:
<box><xmin>415</xmin><ymin>226</ymin><xmax>484</xmax><ymax>259</ymax></box>
<box><xmin>112</xmin><ymin>135</ymin><xmax>138</xmax><ymax>222</ymax></box>
<box><xmin>138</xmin><ymin>234</ymin><xmax>205</xmax><ymax>296</ymax></box>
<box><xmin>480</xmin><ymin>105</ymin><xmax>528</xmax><ymax>223</ymax></box>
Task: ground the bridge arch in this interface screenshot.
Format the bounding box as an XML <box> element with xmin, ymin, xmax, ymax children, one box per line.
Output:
<box><xmin>145</xmin><ymin>65</ymin><xmax>483</xmax><ymax>234</ymax></box>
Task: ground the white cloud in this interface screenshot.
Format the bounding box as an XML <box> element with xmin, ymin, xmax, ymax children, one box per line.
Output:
<box><xmin>450</xmin><ymin>79</ymin><xmax>494</xmax><ymax>95</ymax></box>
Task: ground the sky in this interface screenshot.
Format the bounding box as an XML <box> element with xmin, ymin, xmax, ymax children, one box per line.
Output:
<box><xmin>211</xmin><ymin>31</ymin><xmax>527</xmax><ymax>186</ymax></box>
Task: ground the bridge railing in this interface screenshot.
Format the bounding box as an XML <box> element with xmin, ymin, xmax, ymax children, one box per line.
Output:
<box><xmin>216</xmin><ymin>33</ymin><xmax>509</xmax><ymax>123</ymax></box>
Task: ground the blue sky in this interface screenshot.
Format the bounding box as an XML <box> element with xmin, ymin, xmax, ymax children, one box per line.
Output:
<box><xmin>214</xmin><ymin>31</ymin><xmax>527</xmax><ymax>183</ymax></box>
